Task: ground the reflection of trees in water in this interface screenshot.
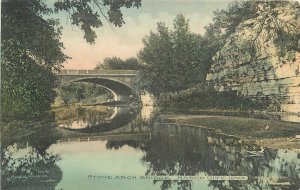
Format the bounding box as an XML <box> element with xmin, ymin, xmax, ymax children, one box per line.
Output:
<box><xmin>54</xmin><ymin>106</ymin><xmax>112</xmax><ymax>128</ymax></box>
<box><xmin>1</xmin><ymin>147</ymin><xmax>62</xmax><ymax>190</ymax></box>
<box><xmin>153</xmin><ymin>180</ymin><xmax>192</xmax><ymax>190</ymax></box>
<box><xmin>77</xmin><ymin>107</ymin><xmax>111</xmax><ymax>127</ymax></box>
<box><xmin>1</xmin><ymin>123</ymin><xmax>62</xmax><ymax>190</ymax></box>
<box><xmin>26</xmin><ymin>125</ymin><xmax>60</xmax><ymax>155</ymax></box>
<box><xmin>105</xmin><ymin>123</ymin><xmax>300</xmax><ymax>190</ymax></box>
<box><xmin>205</xmin><ymin>132</ymin><xmax>300</xmax><ymax>190</ymax></box>
<box><xmin>106</xmin><ymin>140</ymin><xmax>149</xmax><ymax>150</ymax></box>
<box><xmin>141</xmin><ymin>125</ymin><xmax>211</xmax><ymax>190</ymax></box>
<box><xmin>105</xmin><ymin>118</ymin><xmax>154</xmax><ymax>150</ymax></box>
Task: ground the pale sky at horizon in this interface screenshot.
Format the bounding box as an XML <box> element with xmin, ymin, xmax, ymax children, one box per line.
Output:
<box><xmin>53</xmin><ymin>0</ymin><xmax>232</xmax><ymax>69</ymax></box>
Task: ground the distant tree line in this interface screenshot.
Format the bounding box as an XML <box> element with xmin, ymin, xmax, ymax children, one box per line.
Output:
<box><xmin>95</xmin><ymin>57</ymin><xmax>144</xmax><ymax>70</ymax></box>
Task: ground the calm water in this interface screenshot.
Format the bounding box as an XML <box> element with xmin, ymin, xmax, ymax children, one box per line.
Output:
<box><xmin>1</xmin><ymin>106</ymin><xmax>300</xmax><ymax>190</ymax></box>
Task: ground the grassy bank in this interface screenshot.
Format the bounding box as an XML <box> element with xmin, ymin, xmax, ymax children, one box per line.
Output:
<box><xmin>160</xmin><ymin>107</ymin><xmax>292</xmax><ymax>120</ymax></box>
<box><xmin>159</xmin><ymin>114</ymin><xmax>300</xmax><ymax>150</ymax></box>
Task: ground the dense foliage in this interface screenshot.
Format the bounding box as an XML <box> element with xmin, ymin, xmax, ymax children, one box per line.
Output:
<box><xmin>1</xmin><ymin>0</ymin><xmax>67</xmax><ymax>120</ymax></box>
<box><xmin>55</xmin><ymin>82</ymin><xmax>113</xmax><ymax>105</ymax></box>
<box><xmin>158</xmin><ymin>85</ymin><xmax>275</xmax><ymax>111</ymax></box>
<box><xmin>95</xmin><ymin>57</ymin><xmax>144</xmax><ymax>70</ymax></box>
<box><xmin>1</xmin><ymin>0</ymin><xmax>141</xmax><ymax>121</ymax></box>
<box><xmin>138</xmin><ymin>14</ymin><xmax>212</xmax><ymax>96</ymax></box>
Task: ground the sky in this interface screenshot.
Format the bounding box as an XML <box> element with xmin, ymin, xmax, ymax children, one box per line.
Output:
<box><xmin>54</xmin><ymin>0</ymin><xmax>232</xmax><ymax>69</ymax></box>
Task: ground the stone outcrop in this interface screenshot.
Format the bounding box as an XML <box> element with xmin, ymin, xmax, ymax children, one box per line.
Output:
<box><xmin>206</xmin><ymin>1</ymin><xmax>300</xmax><ymax>113</ymax></box>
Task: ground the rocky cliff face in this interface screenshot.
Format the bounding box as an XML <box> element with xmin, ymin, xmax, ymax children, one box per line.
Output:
<box><xmin>206</xmin><ymin>1</ymin><xmax>300</xmax><ymax>114</ymax></box>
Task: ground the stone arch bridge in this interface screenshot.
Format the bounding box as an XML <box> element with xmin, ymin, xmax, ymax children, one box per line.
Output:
<box><xmin>56</xmin><ymin>70</ymin><xmax>139</xmax><ymax>102</ymax></box>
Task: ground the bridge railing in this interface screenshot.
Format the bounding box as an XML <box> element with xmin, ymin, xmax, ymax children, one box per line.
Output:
<box><xmin>56</xmin><ymin>69</ymin><xmax>139</xmax><ymax>75</ymax></box>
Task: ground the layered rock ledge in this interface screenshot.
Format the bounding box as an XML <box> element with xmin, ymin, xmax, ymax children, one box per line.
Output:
<box><xmin>206</xmin><ymin>1</ymin><xmax>300</xmax><ymax>114</ymax></box>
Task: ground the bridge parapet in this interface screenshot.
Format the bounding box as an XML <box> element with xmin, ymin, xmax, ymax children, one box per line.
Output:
<box><xmin>56</xmin><ymin>69</ymin><xmax>139</xmax><ymax>75</ymax></box>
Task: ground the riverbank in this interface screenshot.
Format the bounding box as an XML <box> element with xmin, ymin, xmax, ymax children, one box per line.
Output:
<box><xmin>159</xmin><ymin>114</ymin><xmax>300</xmax><ymax>150</ymax></box>
<box><xmin>160</xmin><ymin>107</ymin><xmax>300</xmax><ymax>122</ymax></box>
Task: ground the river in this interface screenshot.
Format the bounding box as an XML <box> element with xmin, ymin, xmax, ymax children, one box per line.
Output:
<box><xmin>1</xmin><ymin>105</ymin><xmax>299</xmax><ymax>190</ymax></box>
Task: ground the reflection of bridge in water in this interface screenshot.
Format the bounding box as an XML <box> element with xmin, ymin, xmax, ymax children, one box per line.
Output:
<box><xmin>55</xmin><ymin>106</ymin><xmax>153</xmax><ymax>144</ymax></box>
<box><xmin>56</xmin><ymin>133</ymin><xmax>152</xmax><ymax>144</ymax></box>
<box><xmin>14</xmin><ymin>107</ymin><xmax>152</xmax><ymax>149</ymax></box>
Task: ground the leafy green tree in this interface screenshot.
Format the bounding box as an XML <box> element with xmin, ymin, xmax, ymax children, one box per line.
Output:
<box><xmin>1</xmin><ymin>0</ymin><xmax>67</xmax><ymax>120</ymax></box>
<box><xmin>95</xmin><ymin>57</ymin><xmax>125</xmax><ymax>70</ymax></box>
<box><xmin>1</xmin><ymin>0</ymin><xmax>141</xmax><ymax>121</ymax></box>
<box><xmin>54</xmin><ymin>0</ymin><xmax>142</xmax><ymax>44</ymax></box>
<box><xmin>138</xmin><ymin>14</ymin><xmax>211</xmax><ymax>96</ymax></box>
<box><xmin>95</xmin><ymin>56</ymin><xmax>143</xmax><ymax>70</ymax></box>
<box><xmin>124</xmin><ymin>57</ymin><xmax>144</xmax><ymax>70</ymax></box>
<box><xmin>138</xmin><ymin>22</ymin><xmax>173</xmax><ymax>95</ymax></box>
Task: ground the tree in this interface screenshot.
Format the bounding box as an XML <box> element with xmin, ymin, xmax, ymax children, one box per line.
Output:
<box><xmin>1</xmin><ymin>0</ymin><xmax>141</xmax><ymax>121</ymax></box>
<box><xmin>124</xmin><ymin>57</ymin><xmax>144</xmax><ymax>70</ymax></box>
<box><xmin>95</xmin><ymin>57</ymin><xmax>125</xmax><ymax>70</ymax></box>
<box><xmin>95</xmin><ymin>57</ymin><xmax>143</xmax><ymax>70</ymax></box>
<box><xmin>54</xmin><ymin>0</ymin><xmax>141</xmax><ymax>44</ymax></box>
<box><xmin>1</xmin><ymin>0</ymin><xmax>67</xmax><ymax>120</ymax></box>
<box><xmin>138</xmin><ymin>14</ymin><xmax>211</xmax><ymax>96</ymax></box>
